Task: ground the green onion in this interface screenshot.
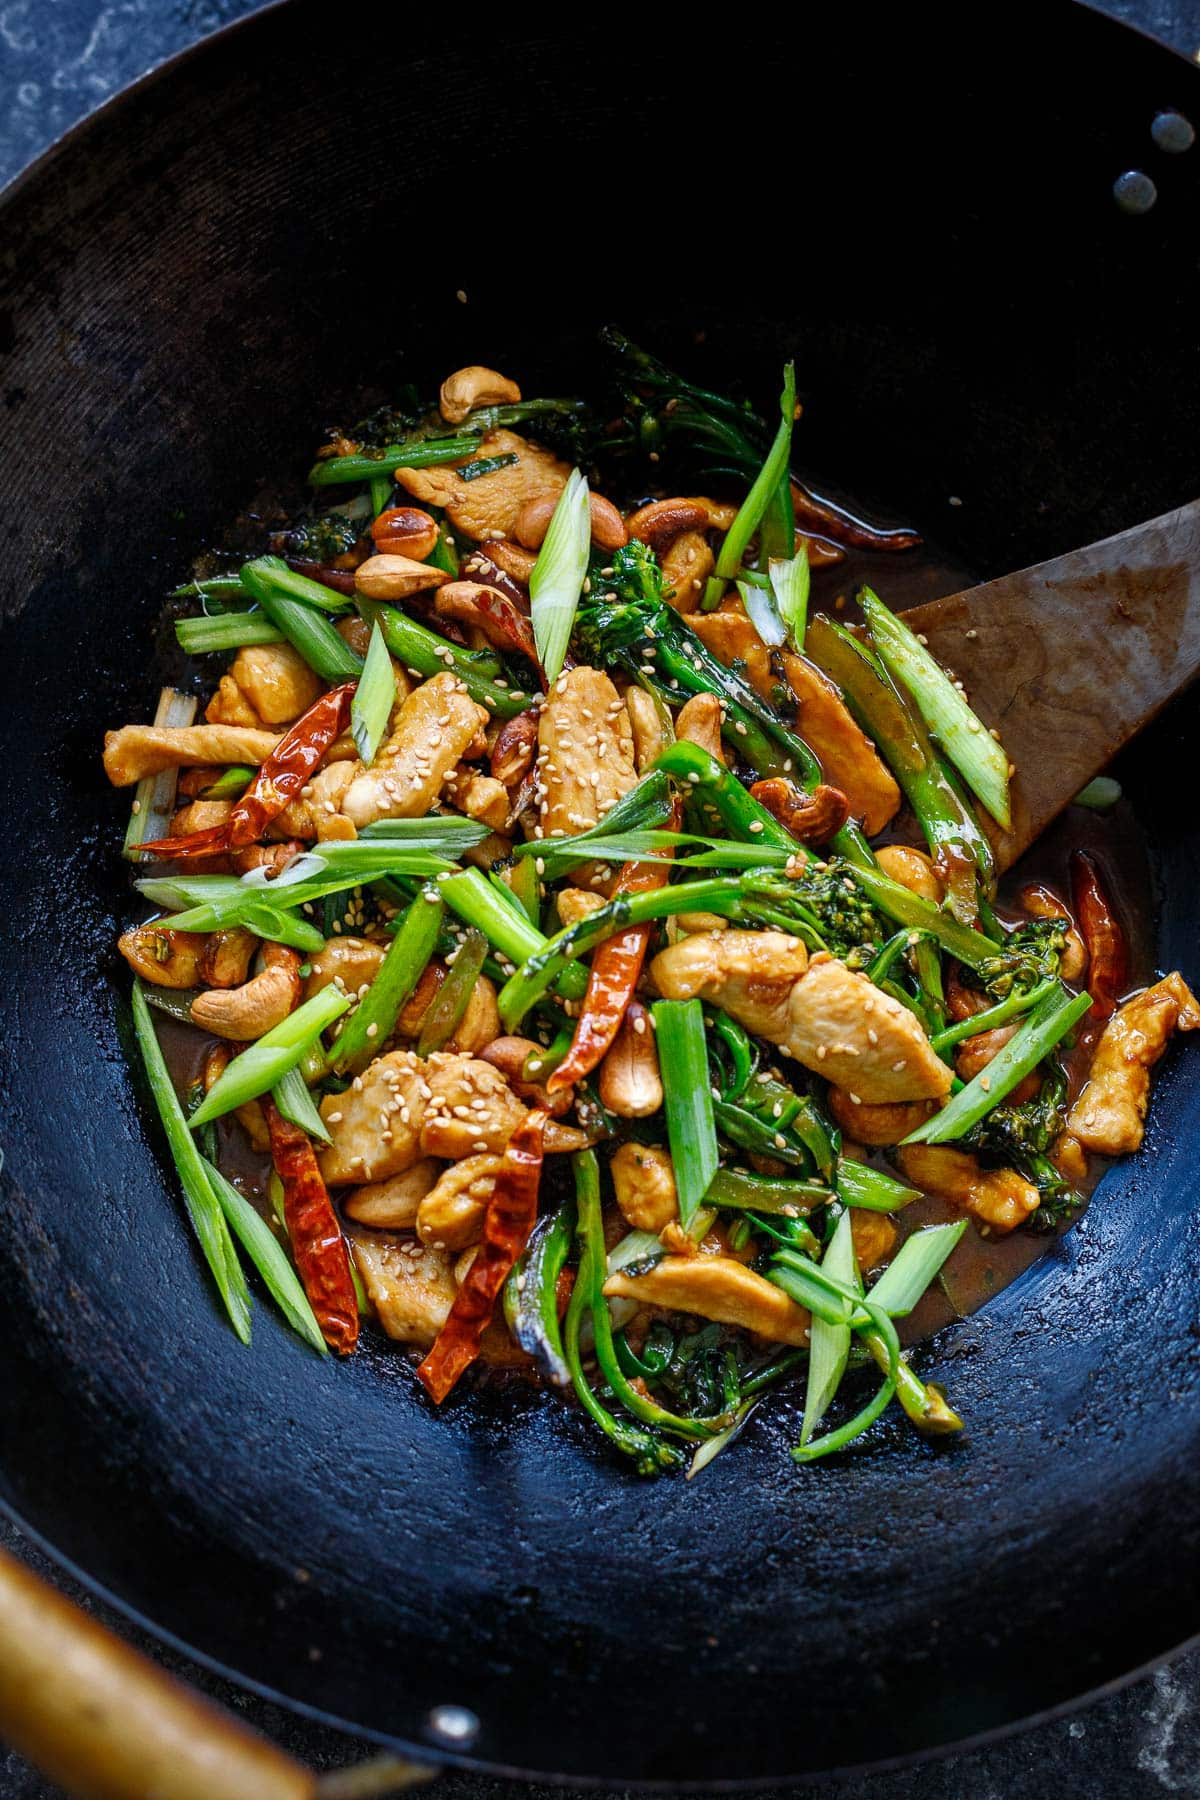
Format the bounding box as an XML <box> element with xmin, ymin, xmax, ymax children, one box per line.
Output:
<box><xmin>929</xmin><ymin>976</ymin><xmax>1057</xmax><ymax>1053</ymax></box>
<box><xmin>800</xmin><ymin>1208</ymin><xmax>858</xmax><ymax>1446</ymax></box>
<box><xmin>350</xmin><ymin>620</ymin><xmax>393</xmax><ymax>766</ymax></box>
<box><xmin>202</xmin><ymin>1160</ymin><xmax>327</xmax><ymax>1355</ymax></box>
<box><xmin>706</xmin><ymin>1167</ymin><xmax>831</xmax><ymax>1215</ymax></box>
<box><xmin>369</xmin><ymin>473</ymin><xmax>391</xmax><ymax>517</ymax></box>
<box><xmin>242</xmin><ymin>555</ymin><xmax>353</xmax><ymax>615</ymax></box>
<box><xmin>271</xmin><ymin>1064</ymin><xmax>331</xmax><ymax>1145</ymax></box>
<box><xmin>358</xmin><ymin>817</ymin><xmax>492</xmax><ymax>851</ymax></box>
<box><xmin>331</xmin><ymin>889</ymin><xmax>443</xmax><ymax>1074</ymax></box>
<box><xmin>860</xmin><ymin>586</ymin><xmax>1012</xmax><ymax>830</ymax></box>
<box><xmin>848</xmin><ymin>862</ymin><xmax>1002</xmax><ymax>969</ymax></box>
<box><xmin>737</xmin><ymin>578</ymin><xmax>786</xmax><ymax>647</ymax></box>
<box><xmin>904</xmin><ymin>987</ymin><xmax>1092</xmax><ymax>1143</ymax></box>
<box><xmin>130</xmin><ymin>980</ymin><xmax>251</xmax><ymax>1343</ymax></box>
<box><xmin>140</xmin><ymin>847</ymin><xmax>454</xmax><ymax>936</ymax></box>
<box><xmin>512</xmin><ymin>770</ymin><xmax>676</xmax><ymax>875</ymax></box>
<box><xmin>239</xmin><ymin>907</ymin><xmax>327</xmax><ymax>953</ymax></box>
<box><xmin>1074</xmin><ymin>776</ymin><xmax>1122</xmax><ymax>810</ymax></box>
<box><xmin>439</xmin><ymin>869</ymin><xmax>589</xmax><ymax>1003</ymax></box>
<box><xmin>123</xmin><ymin>687</ymin><xmax>198</xmax><ymax>860</ymax></box>
<box><xmin>793</xmin><ymin>1368</ymin><xmax>897</xmax><ymax>1463</ymax></box>
<box><xmin>197</xmin><ymin>764</ymin><xmax>255</xmax><ymax>800</ymax></box>
<box><xmin>171</xmin><ymin>574</ymin><xmax>248</xmax><ymax>604</ymax></box>
<box><xmin>530</xmin><ymin>469</ymin><xmax>591</xmax><ymax>686</ymax></box>
<box><xmin>189</xmin><ymin>985</ymin><xmax>352</xmax><ymax>1128</ymax></box>
<box><xmin>240</xmin><ymin>566</ymin><xmax>362</xmax><ymax>684</ymax></box>
<box><xmin>503</xmin><ymin>1195</ymin><xmax>576</xmax><ymax>1386</ymax></box>
<box><xmin>703</xmin><ymin>363</ymin><xmax>796</xmax><ymax>610</ymax></box>
<box><xmin>416</xmin><ymin>927</ymin><xmax>486</xmax><ymax>1056</ymax></box>
<box><xmin>652</xmin><ymin>1000</ymin><xmax>718</xmax><ymax>1228</ymax></box>
<box><xmin>307</xmin><ymin>435</ymin><xmax>481</xmax><ymax>487</ymax></box>
<box><xmin>358</xmin><ymin>596</ymin><xmax>528</xmax><ymax>719</ymax></box>
<box><xmin>770</xmin><ymin>546</ymin><xmax>810</xmax><ymax>651</ymax></box>
<box><xmin>862</xmin><ymin>1222</ymin><xmax>967</xmax><ymax>1318</ymax></box>
<box><xmin>837</xmin><ymin>1159</ymin><xmax>921</xmax><ymax>1212</ymax></box>
<box><xmin>686</xmin><ymin>1403</ymin><xmax>760</xmax><ymax>1479</ymax></box>
<box><xmin>176</xmin><ymin>612</ymin><xmax>285</xmax><ymax>655</ymax></box>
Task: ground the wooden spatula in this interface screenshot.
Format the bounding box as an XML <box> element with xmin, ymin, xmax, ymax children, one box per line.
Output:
<box><xmin>896</xmin><ymin>499</ymin><xmax>1200</xmax><ymax>872</ymax></box>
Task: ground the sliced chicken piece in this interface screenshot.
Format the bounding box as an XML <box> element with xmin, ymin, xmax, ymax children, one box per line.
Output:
<box><xmin>103</xmin><ymin>724</ymin><xmax>280</xmax><ymax>786</ymax></box>
<box><xmin>896</xmin><ymin>1145</ymin><xmax>1040</xmax><ymax>1234</ymax></box>
<box><xmin>419</xmin><ymin>1054</ymin><xmax>589</xmax><ymax>1160</ymax></box>
<box><xmin>270</xmin><ymin>760</ymin><xmax>358</xmax><ymax>841</ymax></box>
<box><xmin>689</xmin><ymin>608</ymin><xmax>773</xmax><ymax>700</ymax></box>
<box><xmin>661</xmin><ymin>530</ymin><xmax>714</xmax><ymax>614</ymax></box>
<box><xmin>827</xmin><ymin>1087</ymin><xmax>941</xmax><ymax>1145</ymax></box>
<box><xmin>650</xmin><ymin>930</ymin><xmax>810</xmax><ymax>1041</ymax></box>
<box><xmin>318</xmin><ymin>1050</ymin><xmax>429</xmax><ymax>1184</ymax></box>
<box><xmin>675</xmin><ymin>692</ymin><xmax>725</xmax><ymax>764</ymax></box>
<box><xmin>395</xmin><ymin>429</ymin><xmax>570</xmax><ymax>543</ymax></box>
<box><xmin>610</xmin><ymin>1141</ymin><xmax>678</xmax><ymax>1233</ymax></box>
<box><xmin>348</xmin><ymin>1227</ymin><xmax>457</xmax><ymax>1347</ymax></box>
<box><xmin>416</xmin><ymin>1154</ymin><xmax>502</xmax><ymax>1251</ymax></box>
<box><xmin>1067</xmin><ymin>972</ymin><xmax>1200</xmax><ymax>1154</ymax></box>
<box><xmin>205</xmin><ymin>642</ymin><xmax>323</xmax><ymax>730</ymax></box>
<box><xmin>850</xmin><ymin>1210</ymin><xmax>897</xmax><ymax>1271</ymax></box>
<box><xmin>781</xmin><ymin>654</ymin><xmax>901</xmax><ymax>837</ymax></box>
<box><xmin>534</xmin><ymin>665</ymin><xmax>637</xmax><ymax>838</ymax></box>
<box><xmin>341</xmin><ymin>673</ymin><xmax>488</xmax><ymax>828</ymax></box>
<box><xmin>304</xmin><ymin>936</ymin><xmax>387</xmax><ymax>1002</ymax></box>
<box><xmin>603</xmin><ymin>1256</ymin><xmax>811</xmax><ymax>1346</ymax></box>
<box><xmin>342</xmin><ymin>1160</ymin><xmax>442</xmax><ymax>1229</ymax></box>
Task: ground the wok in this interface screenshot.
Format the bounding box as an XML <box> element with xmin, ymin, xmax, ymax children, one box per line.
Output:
<box><xmin>0</xmin><ymin>1</ymin><xmax>1198</xmax><ymax>1788</ymax></box>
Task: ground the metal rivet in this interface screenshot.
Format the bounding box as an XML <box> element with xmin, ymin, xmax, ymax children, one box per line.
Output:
<box><xmin>1151</xmin><ymin>109</ymin><xmax>1196</xmax><ymax>153</ymax></box>
<box><xmin>425</xmin><ymin>1704</ymin><xmax>480</xmax><ymax>1748</ymax></box>
<box><xmin>1112</xmin><ymin>169</ymin><xmax>1158</xmax><ymax>214</ymax></box>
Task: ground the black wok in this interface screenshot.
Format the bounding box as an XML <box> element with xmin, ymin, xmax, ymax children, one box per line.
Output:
<box><xmin>0</xmin><ymin>2</ymin><xmax>1198</xmax><ymax>1787</ymax></box>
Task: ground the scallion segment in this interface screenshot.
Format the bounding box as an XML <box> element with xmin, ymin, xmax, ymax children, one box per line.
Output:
<box><xmin>800</xmin><ymin>1208</ymin><xmax>858</xmax><ymax>1447</ymax></box>
<box><xmin>122</xmin><ymin>687</ymin><xmax>198</xmax><ymax>860</ymax></box>
<box><xmin>357</xmin><ymin>596</ymin><xmax>528</xmax><ymax>719</ymax></box>
<box><xmin>271</xmin><ymin>1064</ymin><xmax>332</xmax><ymax>1145</ymax></box>
<box><xmin>241</xmin><ymin>555</ymin><xmax>353</xmax><ymax>615</ymax></box>
<box><xmin>836</xmin><ymin>1160</ymin><xmax>922</xmax><ymax>1212</ymax></box>
<box><xmin>331</xmin><ymin>890</ymin><xmax>443</xmax><ymax>1074</ymax></box>
<box><xmin>175</xmin><ymin>612</ymin><xmax>285</xmax><ymax>655</ymax></box>
<box><xmin>703</xmin><ymin>363</ymin><xmax>796</xmax><ymax>610</ymax></box>
<box><xmin>349</xmin><ymin>620</ymin><xmax>394</xmax><ymax>766</ymax></box>
<box><xmin>189</xmin><ymin>985</ymin><xmax>351</xmax><ymax>1128</ymax></box>
<box><xmin>770</xmin><ymin>546</ymin><xmax>811</xmax><ymax>651</ymax></box>
<box><xmin>416</xmin><ymin>927</ymin><xmax>487</xmax><ymax>1057</ymax></box>
<box><xmin>202</xmin><ymin>1160</ymin><xmax>328</xmax><ymax>1355</ymax></box>
<box><xmin>307</xmin><ymin>435</ymin><xmax>481</xmax><ymax>487</ymax></box>
<box><xmin>860</xmin><ymin>586</ymin><xmax>1012</xmax><ymax>830</ymax></box>
<box><xmin>652</xmin><ymin>999</ymin><xmax>718</xmax><ymax>1228</ymax></box>
<box><xmin>130</xmin><ymin>980</ymin><xmax>251</xmax><ymax>1343</ymax></box>
<box><xmin>240</xmin><ymin>565</ymin><xmax>362</xmax><ymax>683</ymax></box>
<box><xmin>861</xmin><ymin>1222</ymin><xmax>967</xmax><ymax>1319</ymax></box>
<box><xmin>530</xmin><ymin>469</ymin><xmax>591</xmax><ymax>687</ymax></box>
<box><xmin>904</xmin><ymin>987</ymin><xmax>1092</xmax><ymax>1144</ymax></box>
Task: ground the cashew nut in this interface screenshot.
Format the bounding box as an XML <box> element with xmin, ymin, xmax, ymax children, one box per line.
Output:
<box><xmin>598</xmin><ymin>1002</ymin><xmax>663</xmax><ymax>1119</ymax></box>
<box><xmin>118</xmin><ymin>925</ymin><xmax>209</xmax><ymax>989</ymax></box>
<box><xmin>876</xmin><ymin>843</ymin><xmax>943</xmax><ymax>902</ymax></box>
<box><xmin>1019</xmin><ymin>882</ymin><xmax>1088</xmax><ymax>982</ymax></box>
<box><xmin>353</xmin><ymin>554</ymin><xmax>453</xmax><ymax>601</ymax></box>
<box><xmin>439</xmin><ymin>365</ymin><xmax>521</xmax><ymax>425</ymax></box>
<box><xmin>513</xmin><ymin>490</ymin><xmax>627</xmax><ymax>553</ymax></box>
<box><xmin>190</xmin><ymin>942</ymin><xmax>302</xmax><ymax>1042</ymax></box>
<box><xmin>480</xmin><ymin>539</ymin><xmax>537</xmax><ymax>585</ymax></box>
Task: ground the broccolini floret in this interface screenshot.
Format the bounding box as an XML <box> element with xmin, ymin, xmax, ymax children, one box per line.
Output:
<box><xmin>971</xmin><ymin>918</ymin><xmax>1069</xmax><ymax>1000</ymax></box>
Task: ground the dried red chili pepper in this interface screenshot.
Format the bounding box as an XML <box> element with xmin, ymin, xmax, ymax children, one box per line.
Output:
<box><xmin>547</xmin><ymin>800</ymin><xmax>682</xmax><ymax>1093</ymax></box>
<box><xmin>436</xmin><ymin>581</ymin><xmax>541</xmax><ymax>673</ymax></box>
<box><xmin>417</xmin><ymin>1108</ymin><xmax>548</xmax><ymax>1403</ymax></box>
<box><xmin>140</xmin><ymin>682</ymin><xmax>356</xmax><ymax>860</ymax></box>
<box><xmin>1070</xmin><ymin>850</ymin><xmax>1129</xmax><ymax>1019</ymax></box>
<box><xmin>263</xmin><ymin>1098</ymin><xmax>359</xmax><ymax>1356</ymax></box>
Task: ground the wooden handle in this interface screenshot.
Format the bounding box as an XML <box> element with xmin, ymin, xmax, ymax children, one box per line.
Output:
<box><xmin>0</xmin><ymin>1544</ymin><xmax>317</xmax><ymax>1800</ymax></box>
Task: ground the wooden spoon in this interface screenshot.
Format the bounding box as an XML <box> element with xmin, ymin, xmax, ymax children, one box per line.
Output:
<box><xmin>897</xmin><ymin>498</ymin><xmax>1200</xmax><ymax>871</ymax></box>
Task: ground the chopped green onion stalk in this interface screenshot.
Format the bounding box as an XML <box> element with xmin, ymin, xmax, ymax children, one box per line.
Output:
<box><xmin>198</xmin><ymin>764</ymin><xmax>255</xmax><ymax>800</ymax></box>
<box><xmin>202</xmin><ymin>1160</ymin><xmax>327</xmax><ymax>1355</ymax></box>
<box><xmin>652</xmin><ymin>1000</ymin><xmax>719</xmax><ymax>1228</ymax></box>
<box><xmin>189</xmin><ymin>985</ymin><xmax>352</xmax><ymax>1128</ymax></box>
<box><xmin>904</xmin><ymin>987</ymin><xmax>1092</xmax><ymax>1143</ymax></box>
<box><xmin>350</xmin><ymin>620</ymin><xmax>394</xmax><ymax>766</ymax></box>
<box><xmin>706</xmin><ymin>1167</ymin><xmax>832</xmax><ymax>1215</ymax></box>
<box><xmin>1074</xmin><ymin>776</ymin><xmax>1122</xmax><ymax>810</ymax></box>
<box><xmin>308</xmin><ymin>435</ymin><xmax>481</xmax><ymax>487</ymax></box>
<box><xmin>331</xmin><ymin>890</ymin><xmax>444</xmax><ymax>1074</ymax></box>
<box><xmin>123</xmin><ymin>687</ymin><xmax>198</xmax><ymax>859</ymax></box>
<box><xmin>357</xmin><ymin>596</ymin><xmax>527</xmax><ymax>719</ymax></box>
<box><xmin>836</xmin><ymin>1159</ymin><xmax>921</xmax><ymax>1212</ymax></box>
<box><xmin>929</xmin><ymin>977</ymin><xmax>1057</xmax><ymax>1053</ymax></box>
<box><xmin>130</xmin><ymin>980</ymin><xmax>251</xmax><ymax>1342</ymax></box>
<box><xmin>271</xmin><ymin>1064</ymin><xmax>332</xmax><ymax>1145</ymax></box>
<box><xmin>737</xmin><ymin>578</ymin><xmax>786</xmax><ymax>648</ymax></box>
<box><xmin>860</xmin><ymin>586</ymin><xmax>1012</xmax><ymax>830</ymax></box>
<box><xmin>864</xmin><ymin>1222</ymin><xmax>968</xmax><ymax>1318</ymax></box>
<box><xmin>704</xmin><ymin>363</ymin><xmax>796</xmax><ymax>610</ymax></box>
<box><xmin>242</xmin><ymin>555</ymin><xmax>353</xmax><ymax>615</ymax></box>
<box><xmin>769</xmin><ymin>546</ymin><xmax>810</xmax><ymax>652</ymax></box>
<box><xmin>240</xmin><ymin>565</ymin><xmax>362</xmax><ymax>683</ymax></box>
<box><xmin>439</xmin><ymin>869</ymin><xmax>589</xmax><ymax>1004</ymax></box>
<box><xmin>800</xmin><ymin>1208</ymin><xmax>859</xmax><ymax>1446</ymax></box>
<box><xmin>175</xmin><ymin>612</ymin><xmax>285</xmax><ymax>655</ymax></box>
<box><xmin>416</xmin><ymin>927</ymin><xmax>487</xmax><ymax>1056</ymax></box>
<box><xmin>530</xmin><ymin>469</ymin><xmax>592</xmax><ymax>687</ymax></box>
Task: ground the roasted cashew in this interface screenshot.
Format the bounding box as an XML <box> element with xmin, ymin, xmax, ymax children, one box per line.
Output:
<box><xmin>190</xmin><ymin>942</ymin><xmax>301</xmax><ymax>1042</ymax></box>
<box><xmin>439</xmin><ymin>365</ymin><xmax>521</xmax><ymax>425</ymax></box>
<box><xmin>353</xmin><ymin>554</ymin><xmax>453</xmax><ymax>601</ymax></box>
<box><xmin>598</xmin><ymin>1002</ymin><xmax>663</xmax><ymax>1119</ymax></box>
<box><xmin>513</xmin><ymin>490</ymin><xmax>627</xmax><ymax>552</ymax></box>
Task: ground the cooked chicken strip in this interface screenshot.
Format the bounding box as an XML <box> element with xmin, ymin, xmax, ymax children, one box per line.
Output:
<box><xmin>650</xmin><ymin>931</ymin><xmax>810</xmax><ymax>1042</ymax></box>
<box><xmin>347</xmin><ymin>1227</ymin><xmax>457</xmax><ymax>1347</ymax></box>
<box><xmin>534</xmin><ymin>665</ymin><xmax>637</xmax><ymax>838</ymax></box>
<box><xmin>205</xmin><ymin>642</ymin><xmax>322</xmax><ymax>729</ymax></box>
<box><xmin>341</xmin><ymin>673</ymin><xmax>488</xmax><ymax>827</ymax></box>
<box><xmin>103</xmin><ymin>724</ymin><xmax>280</xmax><ymax>786</ymax></box>
<box><xmin>318</xmin><ymin>1050</ymin><xmax>429</xmax><ymax>1184</ymax></box>
<box><xmin>781</xmin><ymin>654</ymin><xmax>900</xmax><ymax>837</ymax></box>
<box><xmin>1067</xmin><ymin>972</ymin><xmax>1200</xmax><ymax>1154</ymax></box>
<box><xmin>603</xmin><ymin>1256</ymin><xmax>811</xmax><ymax>1346</ymax></box>
<box><xmin>395</xmin><ymin>429</ymin><xmax>570</xmax><ymax>542</ymax></box>
<box><xmin>342</xmin><ymin>1160</ymin><xmax>442</xmax><ymax>1229</ymax></box>
<box><xmin>896</xmin><ymin>1145</ymin><xmax>1040</xmax><ymax>1234</ymax></box>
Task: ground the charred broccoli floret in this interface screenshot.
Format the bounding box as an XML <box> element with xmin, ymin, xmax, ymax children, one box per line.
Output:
<box><xmin>965</xmin><ymin>1062</ymin><xmax>1081</xmax><ymax>1227</ymax></box>
<box><xmin>274</xmin><ymin>510</ymin><xmax>362</xmax><ymax>564</ymax></box>
<box><xmin>971</xmin><ymin>918</ymin><xmax>1069</xmax><ymax>1000</ymax></box>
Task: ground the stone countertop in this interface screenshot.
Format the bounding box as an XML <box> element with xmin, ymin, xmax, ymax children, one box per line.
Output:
<box><xmin>2</xmin><ymin>2</ymin><xmax>1199</xmax><ymax>1795</ymax></box>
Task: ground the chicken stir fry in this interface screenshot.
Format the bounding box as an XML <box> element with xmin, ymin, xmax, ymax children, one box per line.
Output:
<box><xmin>107</xmin><ymin>336</ymin><xmax>1196</xmax><ymax>1475</ymax></box>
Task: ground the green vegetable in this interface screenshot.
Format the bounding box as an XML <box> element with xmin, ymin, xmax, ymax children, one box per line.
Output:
<box><xmin>349</xmin><ymin>620</ymin><xmax>393</xmax><ymax>765</ymax></box>
<box><xmin>706</xmin><ymin>1167</ymin><xmax>832</xmax><ymax>1215</ymax></box>
<box><xmin>1074</xmin><ymin>776</ymin><xmax>1121</xmax><ymax>810</ymax></box>
<box><xmin>971</xmin><ymin>918</ymin><xmax>1070</xmax><ymax>1001</ymax></box>
<box><xmin>202</xmin><ymin>1160</ymin><xmax>328</xmax><ymax>1356</ymax></box>
<box><xmin>275</xmin><ymin>510</ymin><xmax>362</xmax><ymax>563</ymax></box>
<box><xmin>189</xmin><ymin>985</ymin><xmax>352</xmax><ymax>1128</ymax></box>
<box><xmin>240</xmin><ymin>565</ymin><xmax>362</xmax><ymax>683</ymax></box>
<box><xmin>175</xmin><ymin>612</ymin><xmax>285</xmax><ymax>655</ymax></box>
<box><xmin>930</xmin><ymin>977</ymin><xmax>1057</xmax><ymax>1053</ymax></box>
<box><xmin>356</xmin><ymin>595</ymin><xmax>528</xmax><ymax>719</ymax></box>
<box><xmin>270</xmin><ymin>1064</ymin><xmax>331</xmax><ymax>1145</ymax></box>
<box><xmin>860</xmin><ymin>586</ymin><xmax>1012</xmax><ymax>829</ymax></box>
<box><xmin>800</xmin><ymin>1208</ymin><xmax>858</xmax><ymax>1446</ymax></box>
<box><xmin>123</xmin><ymin>688</ymin><xmax>197</xmax><ymax>860</ymax></box>
<box><xmin>864</xmin><ymin>1222</ymin><xmax>968</xmax><ymax>1318</ymax></box>
<box><xmin>512</xmin><ymin>769</ymin><xmax>676</xmax><ymax>878</ymax></box>
<box><xmin>416</xmin><ymin>927</ymin><xmax>487</xmax><ymax>1056</ymax></box>
<box><xmin>770</xmin><ymin>547</ymin><xmax>810</xmax><ymax>651</ymax></box>
<box><xmin>130</xmin><ymin>980</ymin><xmax>251</xmax><ymax>1343</ymax></box>
<box><xmin>530</xmin><ymin>469</ymin><xmax>592</xmax><ymax>687</ymax></box>
<box><xmin>242</xmin><ymin>555</ymin><xmax>353</xmax><ymax>614</ymax></box>
<box><xmin>836</xmin><ymin>1159</ymin><xmax>921</xmax><ymax>1212</ymax></box>
<box><xmin>308</xmin><ymin>435</ymin><xmax>481</xmax><ymax>487</ymax></box>
<box><xmin>331</xmin><ymin>889</ymin><xmax>443</xmax><ymax>1073</ymax></box>
<box><xmin>196</xmin><ymin>765</ymin><xmax>255</xmax><ymax>800</ymax></box>
<box><xmin>438</xmin><ymin>869</ymin><xmax>589</xmax><ymax>1004</ymax></box>
<box><xmin>503</xmin><ymin>1196</ymin><xmax>576</xmax><ymax>1387</ymax></box>
<box><xmin>904</xmin><ymin>986</ymin><xmax>1092</xmax><ymax>1143</ymax></box>
<box><xmin>652</xmin><ymin>999</ymin><xmax>719</xmax><ymax>1228</ymax></box>
<box><xmin>703</xmin><ymin>362</ymin><xmax>796</xmax><ymax>609</ymax></box>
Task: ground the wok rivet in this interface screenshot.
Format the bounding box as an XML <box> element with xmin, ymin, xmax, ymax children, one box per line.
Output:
<box><xmin>1151</xmin><ymin>110</ymin><xmax>1195</xmax><ymax>153</ymax></box>
<box><xmin>1112</xmin><ymin>169</ymin><xmax>1157</xmax><ymax>213</ymax></box>
<box><xmin>426</xmin><ymin>1704</ymin><xmax>480</xmax><ymax>1747</ymax></box>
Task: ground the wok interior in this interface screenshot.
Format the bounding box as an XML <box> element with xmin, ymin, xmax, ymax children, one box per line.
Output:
<box><xmin>0</xmin><ymin>6</ymin><xmax>1198</xmax><ymax>1784</ymax></box>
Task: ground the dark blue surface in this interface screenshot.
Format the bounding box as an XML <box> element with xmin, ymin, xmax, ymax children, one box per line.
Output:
<box><xmin>2</xmin><ymin>4</ymin><xmax>1200</xmax><ymax>1796</ymax></box>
